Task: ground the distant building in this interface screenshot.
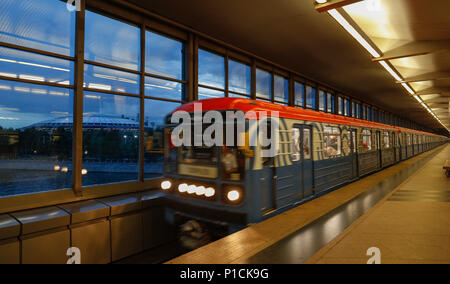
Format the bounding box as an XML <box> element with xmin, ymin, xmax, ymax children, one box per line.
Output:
<box><xmin>25</xmin><ymin>115</ymin><xmax>141</xmax><ymax>131</ymax></box>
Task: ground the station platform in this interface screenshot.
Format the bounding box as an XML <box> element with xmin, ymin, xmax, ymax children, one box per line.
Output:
<box><xmin>167</xmin><ymin>144</ymin><xmax>450</xmax><ymax>264</ymax></box>
<box><xmin>307</xmin><ymin>144</ymin><xmax>450</xmax><ymax>264</ymax></box>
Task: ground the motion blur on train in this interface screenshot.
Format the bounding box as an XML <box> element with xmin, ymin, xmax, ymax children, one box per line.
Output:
<box><xmin>158</xmin><ymin>98</ymin><xmax>447</xmax><ymax>247</ymax></box>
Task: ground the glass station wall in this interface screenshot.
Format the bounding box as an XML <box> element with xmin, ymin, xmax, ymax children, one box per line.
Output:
<box><xmin>0</xmin><ymin>0</ymin><xmax>426</xmax><ymax>198</ymax></box>
<box><xmin>0</xmin><ymin>0</ymin><xmax>75</xmax><ymax>196</ymax></box>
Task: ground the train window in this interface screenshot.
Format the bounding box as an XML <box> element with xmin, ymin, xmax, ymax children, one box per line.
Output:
<box><xmin>352</xmin><ymin>131</ymin><xmax>357</xmax><ymax>153</ymax></box>
<box><xmin>221</xmin><ymin>146</ymin><xmax>245</xmax><ymax>181</ymax></box>
<box><xmin>361</xmin><ymin>129</ymin><xmax>372</xmax><ymax>151</ymax></box>
<box><xmin>256</xmin><ymin>68</ymin><xmax>272</xmax><ymax>100</ymax></box>
<box><xmin>303</xmin><ymin>129</ymin><xmax>311</xmax><ymax>160</ymax></box>
<box><xmin>274</xmin><ymin>75</ymin><xmax>289</xmax><ymax>104</ymax></box>
<box><xmin>305</xmin><ymin>85</ymin><xmax>316</xmax><ymax>109</ymax></box>
<box><xmin>294</xmin><ymin>82</ymin><xmax>305</xmax><ymax>107</ymax></box>
<box><xmin>180</xmin><ymin>145</ymin><xmax>217</xmax><ymax>165</ymax></box>
<box><xmin>323</xmin><ymin>126</ymin><xmax>341</xmax><ymax>158</ymax></box>
<box><xmin>291</xmin><ymin>128</ymin><xmax>301</xmax><ymax>162</ymax></box>
<box><xmin>319</xmin><ymin>90</ymin><xmax>326</xmax><ymax>111</ymax></box>
<box><xmin>383</xmin><ymin>132</ymin><xmax>390</xmax><ymax>149</ymax></box>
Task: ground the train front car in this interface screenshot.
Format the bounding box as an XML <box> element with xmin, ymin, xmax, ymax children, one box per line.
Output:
<box><xmin>159</xmin><ymin>98</ymin><xmax>263</xmax><ymax>248</ymax></box>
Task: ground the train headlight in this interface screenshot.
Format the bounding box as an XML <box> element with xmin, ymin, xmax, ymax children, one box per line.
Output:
<box><xmin>161</xmin><ymin>180</ymin><xmax>172</xmax><ymax>190</ymax></box>
<box><xmin>196</xmin><ymin>186</ymin><xmax>206</xmax><ymax>196</ymax></box>
<box><xmin>205</xmin><ymin>187</ymin><xmax>215</xmax><ymax>198</ymax></box>
<box><xmin>178</xmin><ymin>183</ymin><xmax>188</xmax><ymax>193</ymax></box>
<box><xmin>227</xmin><ymin>190</ymin><xmax>240</xmax><ymax>202</ymax></box>
<box><xmin>187</xmin><ymin>185</ymin><xmax>197</xmax><ymax>194</ymax></box>
<box><xmin>224</xmin><ymin>187</ymin><xmax>244</xmax><ymax>204</ymax></box>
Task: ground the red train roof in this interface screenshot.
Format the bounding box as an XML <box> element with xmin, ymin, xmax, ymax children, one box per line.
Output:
<box><xmin>173</xmin><ymin>98</ymin><xmax>443</xmax><ymax>137</ymax></box>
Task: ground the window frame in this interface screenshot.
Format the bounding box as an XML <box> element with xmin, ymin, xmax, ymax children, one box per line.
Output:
<box><xmin>323</xmin><ymin>126</ymin><xmax>342</xmax><ymax>158</ymax></box>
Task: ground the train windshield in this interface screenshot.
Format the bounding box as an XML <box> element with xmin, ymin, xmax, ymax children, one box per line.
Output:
<box><xmin>179</xmin><ymin>145</ymin><xmax>217</xmax><ymax>166</ymax></box>
<box><xmin>165</xmin><ymin>122</ymin><xmax>246</xmax><ymax>181</ymax></box>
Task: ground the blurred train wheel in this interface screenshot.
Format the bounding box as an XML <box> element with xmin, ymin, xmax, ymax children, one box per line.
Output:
<box><xmin>179</xmin><ymin>220</ymin><xmax>211</xmax><ymax>250</ymax></box>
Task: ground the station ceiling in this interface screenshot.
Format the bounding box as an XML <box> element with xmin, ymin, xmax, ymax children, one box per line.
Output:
<box><xmin>123</xmin><ymin>0</ymin><xmax>450</xmax><ymax>135</ymax></box>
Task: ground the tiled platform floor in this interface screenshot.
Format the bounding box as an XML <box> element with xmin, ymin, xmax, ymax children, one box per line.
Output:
<box><xmin>307</xmin><ymin>144</ymin><xmax>450</xmax><ymax>264</ymax></box>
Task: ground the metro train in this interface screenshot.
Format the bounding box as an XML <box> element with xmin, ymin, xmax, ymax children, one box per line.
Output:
<box><xmin>159</xmin><ymin>98</ymin><xmax>447</xmax><ymax>237</ymax></box>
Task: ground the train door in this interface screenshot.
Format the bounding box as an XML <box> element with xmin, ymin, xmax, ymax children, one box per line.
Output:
<box><xmin>404</xmin><ymin>133</ymin><xmax>408</xmax><ymax>158</ymax></box>
<box><xmin>350</xmin><ymin>129</ymin><xmax>358</xmax><ymax>179</ymax></box>
<box><xmin>376</xmin><ymin>131</ymin><xmax>382</xmax><ymax>168</ymax></box>
<box><xmin>392</xmin><ymin>132</ymin><xmax>397</xmax><ymax>162</ymax></box>
<box><xmin>301</xmin><ymin>126</ymin><xmax>314</xmax><ymax>197</ymax></box>
<box><xmin>291</xmin><ymin>125</ymin><xmax>313</xmax><ymax>200</ymax></box>
<box><xmin>260</xmin><ymin>121</ymin><xmax>276</xmax><ymax>215</ymax></box>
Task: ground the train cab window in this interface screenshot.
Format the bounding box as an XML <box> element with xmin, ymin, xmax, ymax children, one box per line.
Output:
<box><xmin>323</xmin><ymin>126</ymin><xmax>341</xmax><ymax>158</ymax></box>
<box><xmin>291</xmin><ymin>128</ymin><xmax>301</xmax><ymax>162</ymax></box>
<box><xmin>303</xmin><ymin>128</ymin><xmax>311</xmax><ymax>160</ymax></box>
<box><xmin>361</xmin><ymin>129</ymin><xmax>372</xmax><ymax>151</ymax></box>
<box><xmin>179</xmin><ymin>145</ymin><xmax>217</xmax><ymax>165</ymax></box>
<box><xmin>383</xmin><ymin>132</ymin><xmax>390</xmax><ymax>149</ymax></box>
<box><xmin>221</xmin><ymin>146</ymin><xmax>245</xmax><ymax>181</ymax></box>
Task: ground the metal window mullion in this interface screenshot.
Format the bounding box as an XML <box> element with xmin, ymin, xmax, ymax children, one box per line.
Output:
<box><xmin>271</xmin><ymin>71</ymin><xmax>274</xmax><ymax>103</ymax></box>
<box><xmin>186</xmin><ymin>33</ymin><xmax>194</xmax><ymax>102</ymax></box>
<box><xmin>0</xmin><ymin>41</ymin><xmax>75</xmax><ymax>61</ymax></box>
<box><xmin>145</xmin><ymin>72</ymin><xmax>188</xmax><ymax>84</ymax></box>
<box><xmin>0</xmin><ymin>75</ymin><xmax>75</xmax><ymax>89</ymax></box>
<box><xmin>139</xmin><ymin>23</ymin><xmax>145</xmax><ymax>182</ymax></box>
<box><xmin>193</xmin><ymin>35</ymin><xmax>199</xmax><ymax>101</ymax></box>
<box><xmin>289</xmin><ymin>73</ymin><xmax>294</xmax><ymax>106</ymax></box>
<box><xmin>73</xmin><ymin>0</ymin><xmax>86</xmax><ymax>196</ymax></box>
<box><xmin>197</xmin><ymin>84</ymin><xmax>226</xmax><ymax>93</ymax></box>
<box><xmin>225</xmin><ymin>51</ymin><xmax>229</xmax><ymax>97</ymax></box>
<box><xmin>251</xmin><ymin>59</ymin><xmax>256</xmax><ymax>100</ymax></box>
